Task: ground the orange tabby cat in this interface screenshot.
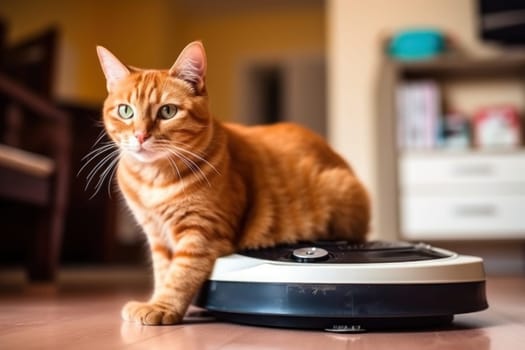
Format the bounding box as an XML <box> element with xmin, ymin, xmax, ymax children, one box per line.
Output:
<box><xmin>96</xmin><ymin>41</ymin><xmax>370</xmax><ymax>325</ymax></box>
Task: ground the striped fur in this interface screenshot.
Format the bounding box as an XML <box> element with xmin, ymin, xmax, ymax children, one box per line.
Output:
<box><xmin>97</xmin><ymin>42</ymin><xmax>370</xmax><ymax>325</ymax></box>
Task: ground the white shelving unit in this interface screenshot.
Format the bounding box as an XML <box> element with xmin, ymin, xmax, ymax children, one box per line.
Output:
<box><xmin>376</xmin><ymin>55</ymin><xmax>525</xmax><ymax>241</ymax></box>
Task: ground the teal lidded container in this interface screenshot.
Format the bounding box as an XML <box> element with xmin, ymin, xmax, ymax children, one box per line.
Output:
<box><xmin>388</xmin><ymin>29</ymin><xmax>446</xmax><ymax>60</ymax></box>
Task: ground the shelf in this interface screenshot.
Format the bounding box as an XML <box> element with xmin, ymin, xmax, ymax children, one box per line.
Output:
<box><xmin>391</xmin><ymin>54</ymin><xmax>525</xmax><ymax>78</ymax></box>
<box><xmin>400</xmin><ymin>148</ymin><xmax>525</xmax><ymax>157</ymax></box>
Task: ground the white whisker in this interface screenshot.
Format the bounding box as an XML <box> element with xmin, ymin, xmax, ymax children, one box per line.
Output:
<box><xmin>90</xmin><ymin>154</ymin><xmax>120</xmax><ymax>199</ymax></box>
<box><xmin>165</xmin><ymin>152</ymin><xmax>186</xmax><ymax>194</ymax></box>
<box><xmin>154</xmin><ymin>139</ymin><xmax>220</xmax><ymax>176</ymax></box>
<box><xmin>79</xmin><ymin>136</ymin><xmax>120</xmax><ymax>197</ymax></box>
<box><xmin>106</xmin><ymin>156</ymin><xmax>120</xmax><ymax>198</ymax></box>
<box><xmin>166</xmin><ymin>147</ymin><xmax>210</xmax><ymax>186</ymax></box>
<box><xmin>80</xmin><ymin>143</ymin><xmax>115</xmax><ymax>163</ymax></box>
<box><xmin>173</xmin><ymin>145</ymin><xmax>220</xmax><ymax>176</ymax></box>
<box><xmin>92</xmin><ymin>129</ymin><xmax>109</xmax><ymax>149</ymax></box>
<box><xmin>85</xmin><ymin>149</ymin><xmax>120</xmax><ymax>192</ymax></box>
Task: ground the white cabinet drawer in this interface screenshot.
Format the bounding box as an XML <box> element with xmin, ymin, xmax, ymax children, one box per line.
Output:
<box><xmin>400</xmin><ymin>152</ymin><xmax>525</xmax><ymax>186</ymax></box>
<box><xmin>401</xmin><ymin>195</ymin><xmax>525</xmax><ymax>239</ymax></box>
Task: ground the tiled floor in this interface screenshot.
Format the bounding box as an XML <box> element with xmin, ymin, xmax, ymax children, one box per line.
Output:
<box><xmin>0</xmin><ymin>270</ymin><xmax>524</xmax><ymax>349</ymax></box>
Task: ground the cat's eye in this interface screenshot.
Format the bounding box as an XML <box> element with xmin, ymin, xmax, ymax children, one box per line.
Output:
<box><xmin>117</xmin><ymin>104</ymin><xmax>134</xmax><ymax>119</ymax></box>
<box><xmin>158</xmin><ymin>104</ymin><xmax>178</xmax><ymax>120</ymax></box>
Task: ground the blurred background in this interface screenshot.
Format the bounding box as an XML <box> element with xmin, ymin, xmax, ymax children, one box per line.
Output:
<box><xmin>0</xmin><ymin>0</ymin><xmax>524</xmax><ymax>285</ymax></box>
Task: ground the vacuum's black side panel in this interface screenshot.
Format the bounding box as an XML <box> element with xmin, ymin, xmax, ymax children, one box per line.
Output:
<box><xmin>195</xmin><ymin>281</ymin><xmax>487</xmax><ymax>330</ymax></box>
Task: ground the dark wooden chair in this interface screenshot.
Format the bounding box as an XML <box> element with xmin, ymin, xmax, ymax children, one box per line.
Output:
<box><xmin>0</xmin><ymin>24</ymin><xmax>71</xmax><ymax>281</ymax></box>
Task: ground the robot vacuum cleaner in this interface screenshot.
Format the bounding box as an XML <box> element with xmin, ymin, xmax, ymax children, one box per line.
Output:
<box><xmin>195</xmin><ymin>241</ymin><xmax>488</xmax><ymax>332</ymax></box>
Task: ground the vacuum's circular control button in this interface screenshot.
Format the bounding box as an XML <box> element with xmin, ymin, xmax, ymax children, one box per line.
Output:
<box><xmin>292</xmin><ymin>247</ymin><xmax>329</xmax><ymax>262</ymax></box>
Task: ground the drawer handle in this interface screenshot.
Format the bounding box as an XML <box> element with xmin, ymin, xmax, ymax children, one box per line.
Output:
<box><xmin>454</xmin><ymin>204</ymin><xmax>497</xmax><ymax>217</ymax></box>
<box><xmin>453</xmin><ymin>164</ymin><xmax>494</xmax><ymax>177</ymax></box>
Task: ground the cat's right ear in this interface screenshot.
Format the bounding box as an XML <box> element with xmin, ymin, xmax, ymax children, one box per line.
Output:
<box><xmin>96</xmin><ymin>46</ymin><xmax>130</xmax><ymax>92</ymax></box>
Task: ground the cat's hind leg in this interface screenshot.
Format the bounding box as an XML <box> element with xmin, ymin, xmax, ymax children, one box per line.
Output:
<box><xmin>320</xmin><ymin>168</ymin><xmax>370</xmax><ymax>242</ymax></box>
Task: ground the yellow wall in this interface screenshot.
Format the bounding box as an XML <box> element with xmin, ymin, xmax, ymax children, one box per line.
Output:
<box><xmin>1</xmin><ymin>0</ymin><xmax>181</xmax><ymax>105</ymax></box>
<box><xmin>327</xmin><ymin>0</ymin><xmax>503</xmax><ymax>238</ymax></box>
<box><xmin>1</xmin><ymin>0</ymin><xmax>325</xmax><ymax>121</ymax></box>
<box><xmin>176</xmin><ymin>6</ymin><xmax>325</xmax><ymax>120</ymax></box>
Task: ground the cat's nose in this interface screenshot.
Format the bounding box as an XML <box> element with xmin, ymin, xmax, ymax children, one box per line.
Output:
<box><xmin>134</xmin><ymin>131</ymin><xmax>150</xmax><ymax>144</ymax></box>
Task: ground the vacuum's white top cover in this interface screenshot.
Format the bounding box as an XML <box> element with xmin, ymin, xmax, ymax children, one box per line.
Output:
<box><xmin>208</xmin><ymin>242</ymin><xmax>485</xmax><ymax>284</ymax></box>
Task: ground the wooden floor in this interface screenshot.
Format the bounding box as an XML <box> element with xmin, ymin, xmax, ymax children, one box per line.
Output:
<box><xmin>0</xmin><ymin>270</ymin><xmax>524</xmax><ymax>349</ymax></box>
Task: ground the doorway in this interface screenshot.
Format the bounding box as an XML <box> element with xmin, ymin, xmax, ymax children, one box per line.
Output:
<box><xmin>235</xmin><ymin>54</ymin><xmax>326</xmax><ymax>137</ymax></box>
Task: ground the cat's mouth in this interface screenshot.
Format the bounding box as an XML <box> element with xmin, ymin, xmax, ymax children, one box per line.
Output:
<box><xmin>131</xmin><ymin>149</ymin><xmax>168</xmax><ymax>163</ymax></box>
<box><xmin>122</xmin><ymin>144</ymin><xmax>167</xmax><ymax>163</ymax></box>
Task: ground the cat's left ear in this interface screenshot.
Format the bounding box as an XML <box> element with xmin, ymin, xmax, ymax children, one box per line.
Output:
<box><xmin>169</xmin><ymin>41</ymin><xmax>207</xmax><ymax>94</ymax></box>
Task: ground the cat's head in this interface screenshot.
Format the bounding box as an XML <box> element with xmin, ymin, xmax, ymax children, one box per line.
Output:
<box><xmin>97</xmin><ymin>41</ymin><xmax>211</xmax><ymax>163</ymax></box>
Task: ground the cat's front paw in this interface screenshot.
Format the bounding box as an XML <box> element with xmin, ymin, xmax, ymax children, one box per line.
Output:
<box><xmin>121</xmin><ymin>300</ymin><xmax>182</xmax><ymax>325</ymax></box>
